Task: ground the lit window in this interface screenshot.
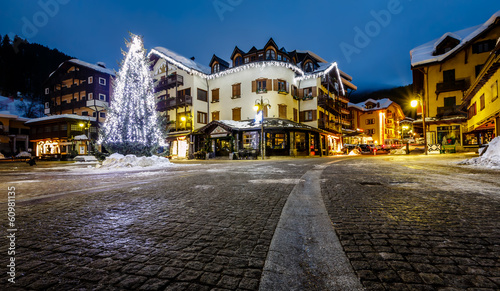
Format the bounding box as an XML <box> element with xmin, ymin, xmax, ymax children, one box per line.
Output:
<box><xmin>88</xmin><ymin>93</ymin><xmax>93</xmax><ymax>100</ymax></box>
<box><xmin>45</xmin><ymin>88</ymin><xmax>49</xmax><ymax>95</ymax></box>
<box><xmin>88</xmin><ymin>76</ymin><xmax>93</xmax><ymax>84</ymax></box>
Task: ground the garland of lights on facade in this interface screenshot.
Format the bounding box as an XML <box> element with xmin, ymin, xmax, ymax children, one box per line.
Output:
<box><xmin>147</xmin><ymin>49</ymin><xmax>346</xmax><ymax>95</ymax></box>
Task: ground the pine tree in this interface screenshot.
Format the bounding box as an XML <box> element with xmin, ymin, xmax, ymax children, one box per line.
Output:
<box><xmin>100</xmin><ymin>34</ymin><xmax>163</xmax><ymax>156</ymax></box>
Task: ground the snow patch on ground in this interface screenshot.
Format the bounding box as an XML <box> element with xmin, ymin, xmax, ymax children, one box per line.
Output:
<box><xmin>249</xmin><ymin>179</ymin><xmax>303</xmax><ymax>184</ymax></box>
<box><xmin>194</xmin><ymin>185</ymin><xmax>215</xmax><ymax>190</ymax></box>
<box><xmin>99</xmin><ymin>153</ymin><xmax>173</xmax><ymax>169</ymax></box>
<box><xmin>391</xmin><ymin>148</ymin><xmax>407</xmax><ymax>155</ymax></box>
<box><xmin>459</xmin><ymin>137</ymin><xmax>500</xmax><ymax>169</ymax></box>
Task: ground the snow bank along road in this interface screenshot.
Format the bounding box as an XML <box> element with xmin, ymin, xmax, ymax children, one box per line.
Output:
<box><xmin>0</xmin><ymin>154</ymin><xmax>499</xmax><ymax>290</ymax></box>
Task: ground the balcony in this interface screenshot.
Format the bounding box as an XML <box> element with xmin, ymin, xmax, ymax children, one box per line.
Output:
<box><xmin>436</xmin><ymin>106</ymin><xmax>465</xmax><ymax>118</ymax></box>
<box><xmin>155</xmin><ymin>74</ymin><xmax>184</xmax><ymax>92</ymax></box>
<box><xmin>51</xmin><ymin>99</ymin><xmax>87</xmax><ymax>113</ymax></box>
<box><xmin>337</xmin><ymin>96</ymin><xmax>349</xmax><ymax>103</ymax></box>
<box><xmin>341</xmin><ymin>120</ymin><xmax>351</xmax><ymax>127</ymax></box>
<box><xmin>86</xmin><ymin>99</ymin><xmax>109</xmax><ymax>109</ymax></box>
<box><xmin>340</xmin><ymin>108</ymin><xmax>350</xmax><ymax>115</ymax></box>
<box><xmin>318</xmin><ymin>119</ymin><xmax>341</xmax><ymax>132</ymax></box>
<box><xmin>157</xmin><ymin>95</ymin><xmax>192</xmax><ymax>112</ymax></box>
<box><xmin>436</xmin><ymin>79</ymin><xmax>469</xmax><ymax>93</ymax></box>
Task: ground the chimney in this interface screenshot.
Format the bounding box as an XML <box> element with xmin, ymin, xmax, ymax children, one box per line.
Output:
<box><xmin>190</xmin><ymin>56</ymin><xmax>195</xmax><ymax>61</ymax></box>
<box><xmin>97</xmin><ymin>62</ymin><xmax>106</xmax><ymax>68</ymax></box>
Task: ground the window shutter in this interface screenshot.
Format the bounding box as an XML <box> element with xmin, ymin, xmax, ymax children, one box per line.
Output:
<box><xmin>252</xmin><ymin>80</ymin><xmax>256</xmax><ymax>92</ymax></box>
<box><xmin>299</xmin><ymin>111</ymin><xmax>305</xmax><ymax>122</ymax></box>
<box><xmin>299</xmin><ymin>89</ymin><xmax>304</xmax><ymax>98</ymax></box>
<box><xmin>312</xmin><ymin>110</ymin><xmax>317</xmax><ymax>121</ymax></box>
<box><xmin>274</xmin><ymin>79</ymin><xmax>278</xmax><ymax>91</ymax></box>
<box><xmin>312</xmin><ymin>86</ymin><xmax>317</xmax><ymax>97</ymax></box>
<box><xmin>286</xmin><ymin>82</ymin><xmax>289</xmax><ymax>93</ymax></box>
<box><xmin>266</xmin><ymin>79</ymin><xmax>272</xmax><ymax>91</ymax></box>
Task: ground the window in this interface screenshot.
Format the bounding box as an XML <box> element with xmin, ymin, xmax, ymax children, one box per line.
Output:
<box><xmin>61</xmin><ymin>124</ymin><xmax>67</xmax><ymax>131</ymax></box>
<box><xmin>367</xmin><ymin>129</ymin><xmax>375</xmax><ymax>135</ymax></box>
<box><xmin>293</xmin><ymin>108</ymin><xmax>298</xmax><ymax>122</ymax></box>
<box><xmin>100</xmin><ymin>112</ymin><xmax>106</xmax><ymax>118</ymax></box>
<box><xmin>197</xmin><ymin>111</ymin><xmax>208</xmax><ymax>124</ymax></box>
<box><xmin>235</xmin><ymin>56</ymin><xmax>242</xmax><ymax>66</ymax></box>
<box><xmin>468</xmin><ymin>102</ymin><xmax>477</xmax><ymax>118</ymax></box>
<box><xmin>265</xmin><ymin>49</ymin><xmax>275</xmax><ymax>60</ymax></box>
<box><xmin>212</xmin><ymin>63</ymin><xmax>220</xmax><ymax>73</ymax></box>
<box><xmin>243</xmin><ymin>132</ymin><xmax>259</xmax><ymax>149</ymax></box>
<box><xmin>92</xmin><ymin>112</ymin><xmax>97</xmax><ymax>117</ymax></box>
<box><xmin>258</xmin><ymin>53</ymin><xmax>264</xmax><ymax>61</ymax></box>
<box><xmin>304</xmin><ymin>62</ymin><xmax>314</xmax><ymax>73</ymax></box>
<box><xmin>197</xmin><ymin>88</ymin><xmax>208</xmax><ymax>102</ymax></box>
<box><xmin>88</xmin><ymin>93</ymin><xmax>93</xmax><ymax>100</ymax></box>
<box><xmin>492</xmin><ymin>81</ymin><xmax>498</xmax><ymax>102</ymax></box>
<box><xmin>278</xmin><ymin>104</ymin><xmax>287</xmax><ymax>119</ymax></box>
<box><xmin>211</xmin><ymin>88</ymin><xmax>219</xmax><ymax>103</ymax></box>
<box><xmin>244</xmin><ymin>57</ymin><xmax>249</xmax><ymax>63</ymax></box>
<box><xmin>444</xmin><ymin>96</ymin><xmax>456</xmax><ymax>108</ymax></box>
<box><xmin>232</xmin><ymin>83</ymin><xmax>241</xmax><ymax>98</ymax></box>
<box><xmin>99</xmin><ymin>77</ymin><xmax>106</xmax><ymax>85</ymax></box>
<box><xmin>45</xmin><ymin>88</ymin><xmax>49</xmax><ymax>95</ymax></box>
<box><xmin>232</xmin><ymin>107</ymin><xmax>241</xmax><ymax>121</ymax></box>
<box><xmin>82</xmin><ymin>111</ymin><xmax>89</xmax><ymax>116</ymax></box>
<box><xmin>250</xmin><ymin>55</ymin><xmax>256</xmax><ymax>62</ymax></box>
<box><xmin>99</xmin><ymin>94</ymin><xmax>106</xmax><ymax>101</ymax></box>
<box><xmin>366</xmin><ymin>118</ymin><xmax>375</xmax><ymax>125</ymax></box>
<box><xmin>45</xmin><ymin>126</ymin><xmax>51</xmax><ymax>133</ymax></box>
<box><xmin>212</xmin><ymin>111</ymin><xmax>220</xmax><ymax>121</ymax></box>
<box><xmin>277</xmin><ymin>80</ymin><xmax>287</xmax><ymax>93</ymax></box>
<box><xmin>443</xmin><ymin>69</ymin><xmax>455</xmax><ymax>83</ymax></box>
<box><xmin>437</xmin><ymin>125</ymin><xmax>461</xmax><ymax>145</ymax></box>
<box><xmin>257</xmin><ymin>80</ymin><xmax>266</xmax><ymax>92</ymax></box>
<box><xmin>473</xmin><ymin>40</ymin><xmax>496</xmax><ymax>54</ymax></box>
<box><xmin>52</xmin><ymin>125</ymin><xmax>59</xmax><ymax>132</ymax></box>
<box><xmin>480</xmin><ymin>94</ymin><xmax>485</xmax><ymax>111</ymax></box>
<box><xmin>70</xmin><ymin>124</ymin><xmax>79</xmax><ymax>131</ymax></box>
<box><xmin>300</xmin><ymin>110</ymin><xmax>316</xmax><ymax>122</ymax></box>
<box><xmin>88</xmin><ymin>76</ymin><xmax>93</xmax><ymax>84</ymax></box>
<box><xmin>277</xmin><ymin>54</ymin><xmax>282</xmax><ymax>61</ymax></box>
<box><xmin>304</xmin><ymin>88</ymin><xmax>313</xmax><ymax>98</ymax></box>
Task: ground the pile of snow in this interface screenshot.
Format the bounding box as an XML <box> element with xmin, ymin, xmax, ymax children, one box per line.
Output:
<box><xmin>99</xmin><ymin>153</ymin><xmax>172</xmax><ymax>169</ymax></box>
<box><xmin>0</xmin><ymin>152</ymin><xmax>5</xmax><ymax>159</ymax></box>
<box><xmin>16</xmin><ymin>151</ymin><xmax>31</xmax><ymax>158</ymax></box>
<box><xmin>348</xmin><ymin>149</ymin><xmax>360</xmax><ymax>156</ymax></box>
<box><xmin>459</xmin><ymin>137</ymin><xmax>500</xmax><ymax>168</ymax></box>
<box><xmin>391</xmin><ymin>148</ymin><xmax>407</xmax><ymax>155</ymax></box>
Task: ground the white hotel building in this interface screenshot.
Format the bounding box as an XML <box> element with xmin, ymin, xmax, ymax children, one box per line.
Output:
<box><xmin>148</xmin><ymin>38</ymin><xmax>357</xmax><ymax>158</ymax></box>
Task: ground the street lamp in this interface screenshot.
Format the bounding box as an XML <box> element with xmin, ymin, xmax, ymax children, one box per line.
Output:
<box><xmin>78</xmin><ymin>120</ymin><xmax>90</xmax><ymax>155</ymax></box>
<box><xmin>254</xmin><ymin>96</ymin><xmax>271</xmax><ymax>160</ymax></box>
<box><xmin>411</xmin><ymin>94</ymin><xmax>427</xmax><ymax>155</ymax></box>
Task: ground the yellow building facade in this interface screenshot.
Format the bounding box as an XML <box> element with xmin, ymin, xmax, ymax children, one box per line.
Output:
<box><xmin>349</xmin><ymin>99</ymin><xmax>405</xmax><ymax>146</ymax></box>
<box><xmin>411</xmin><ymin>12</ymin><xmax>500</xmax><ymax>149</ymax></box>
<box><xmin>461</xmin><ymin>39</ymin><xmax>500</xmax><ymax>143</ymax></box>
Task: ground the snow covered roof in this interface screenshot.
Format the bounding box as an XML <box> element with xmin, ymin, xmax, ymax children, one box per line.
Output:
<box><xmin>349</xmin><ymin>98</ymin><xmax>394</xmax><ymax>111</ymax></box>
<box><xmin>411</xmin><ymin>11</ymin><xmax>500</xmax><ymax>67</ymax></box>
<box><xmin>198</xmin><ymin>118</ymin><xmax>323</xmax><ymax>134</ymax></box>
<box><xmin>25</xmin><ymin>114</ymin><xmax>96</xmax><ymax>124</ymax></box>
<box><xmin>48</xmin><ymin>59</ymin><xmax>115</xmax><ymax>79</ymax></box>
<box><xmin>150</xmin><ymin>47</ymin><xmax>211</xmax><ymax>75</ymax></box>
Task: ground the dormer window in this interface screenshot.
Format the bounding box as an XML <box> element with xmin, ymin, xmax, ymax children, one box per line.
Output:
<box><xmin>235</xmin><ymin>56</ymin><xmax>242</xmax><ymax>66</ymax></box>
<box><xmin>277</xmin><ymin>55</ymin><xmax>282</xmax><ymax>61</ymax></box>
<box><xmin>265</xmin><ymin>50</ymin><xmax>276</xmax><ymax>60</ymax></box>
<box><xmin>212</xmin><ymin>63</ymin><xmax>220</xmax><ymax>73</ymax></box>
<box><xmin>304</xmin><ymin>62</ymin><xmax>314</xmax><ymax>73</ymax></box>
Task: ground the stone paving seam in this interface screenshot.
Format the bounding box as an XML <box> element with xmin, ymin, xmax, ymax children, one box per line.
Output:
<box><xmin>259</xmin><ymin>159</ymin><xmax>364</xmax><ymax>290</ymax></box>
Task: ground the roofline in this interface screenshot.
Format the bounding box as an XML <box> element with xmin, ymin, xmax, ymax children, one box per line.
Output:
<box><xmin>411</xmin><ymin>14</ymin><xmax>500</xmax><ymax>68</ymax></box>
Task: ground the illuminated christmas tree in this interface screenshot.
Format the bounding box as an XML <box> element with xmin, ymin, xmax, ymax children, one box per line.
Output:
<box><xmin>100</xmin><ymin>34</ymin><xmax>163</xmax><ymax>156</ymax></box>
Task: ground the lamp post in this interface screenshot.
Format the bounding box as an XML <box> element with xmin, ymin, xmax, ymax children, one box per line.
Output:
<box><xmin>78</xmin><ymin>119</ymin><xmax>90</xmax><ymax>155</ymax></box>
<box><xmin>411</xmin><ymin>94</ymin><xmax>427</xmax><ymax>155</ymax></box>
<box><xmin>254</xmin><ymin>96</ymin><xmax>271</xmax><ymax>160</ymax></box>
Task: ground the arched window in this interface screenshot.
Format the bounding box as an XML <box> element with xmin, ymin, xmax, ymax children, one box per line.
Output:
<box><xmin>304</xmin><ymin>62</ymin><xmax>314</xmax><ymax>72</ymax></box>
<box><xmin>235</xmin><ymin>56</ymin><xmax>242</xmax><ymax>66</ymax></box>
<box><xmin>212</xmin><ymin>63</ymin><xmax>220</xmax><ymax>73</ymax></box>
<box><xmin>266</xmin><ymin>49</ymin><xmax>276</xmax><ymax>60</ymax></box>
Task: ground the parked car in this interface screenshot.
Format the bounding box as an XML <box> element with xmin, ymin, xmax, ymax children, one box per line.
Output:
<box><xmin>358</xmin><ymin>144</ymin><xmax>374</xmax><ymax>154</ymax></box>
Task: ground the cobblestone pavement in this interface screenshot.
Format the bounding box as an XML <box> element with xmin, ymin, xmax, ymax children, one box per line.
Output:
<box><xmin>0</xmin><ymin>158</ymin><xmax>324</xmax><ymax>290</ymax></box>
<box><xmin>322</xmin><ymin>154</ymin><xmax>500</xmax><ymax>290</ymax></box>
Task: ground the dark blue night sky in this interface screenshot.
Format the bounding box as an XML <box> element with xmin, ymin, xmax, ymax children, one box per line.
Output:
<box><xmin>1</xmin><ymin>0</ymin><xmax>499</xmax><ymax>91</ymax></box>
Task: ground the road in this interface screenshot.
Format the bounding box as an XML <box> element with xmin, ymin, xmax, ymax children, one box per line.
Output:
<box><xmin>0</xmin><ymin>154</ymin><xmax>499</xmax><ymax>290</ymax></box>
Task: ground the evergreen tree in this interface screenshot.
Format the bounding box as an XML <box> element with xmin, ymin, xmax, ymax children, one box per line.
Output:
<box><xmin>99</xmin><ymin>34</ymin><xmax>163</xmax><ymax>156</ymax></box>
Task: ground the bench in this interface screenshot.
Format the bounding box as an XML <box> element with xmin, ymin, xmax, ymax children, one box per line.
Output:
<box><xmin>441</xmin><ymin>144</ymin><xmax>456</xmax><ymax>154</ymax></box>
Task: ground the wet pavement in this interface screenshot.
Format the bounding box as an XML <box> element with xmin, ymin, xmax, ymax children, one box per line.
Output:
<box><xmin>1</xmin><ymin>154</ymin><xmax>499</xmax><ymax>290</ymax></box>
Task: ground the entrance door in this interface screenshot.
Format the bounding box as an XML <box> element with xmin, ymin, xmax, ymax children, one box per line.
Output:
<box><xmin>215</xmin><ymin>139</ymin><xmax>231</xmax><ymax>156</ymax></box>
